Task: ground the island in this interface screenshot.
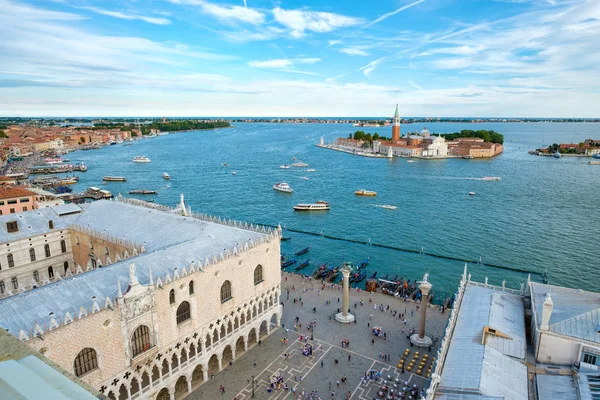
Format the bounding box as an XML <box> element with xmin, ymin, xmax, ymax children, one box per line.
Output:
<box><xmin>530</xmin><ymin>139</ymin><xmax>600</xmax><ymax>157</ymax></box>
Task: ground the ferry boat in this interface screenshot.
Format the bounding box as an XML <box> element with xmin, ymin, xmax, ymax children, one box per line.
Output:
<box><xmin>292</xmin><ymin>162</ymin><xmax>309</xmax><ymax>167</ymax></box>
<box><xmin>129</xmin><ymin>189</ymin><xmax>157</xmax><ymax>195</ymax></box>
<box><xmin>355</xmin><ymin>189</ymin><xmax>377</xmax><ymax>196</ymax></box>
<box><xmin>43</xmin><ymin>157</ymin><xmax>64</xmax><ymax>164</ymax></box>
<box><xmin>553</xmin><ymin>151</ymin><xmax>561</xmax><ymax>158</ymax></box>
<box><xmin>103</xmin><ymin>176</ymin><xmax>126</xmax><ymax>182</ymax></box>
<box><xmin>273</xmin><ymin>182</ymin><xmax>293</xmax><ymax>193</ymax></box>
<box><xmin>60</xmin><ymin>178</ymin><xmax>78</xmax><ymax>185</ymax></box>
<box><xmin>133</xmin><ymin>156</ymin><xmax>151</xmax><ymax>163</ymax></box>
<box><xmin>280</xmin><ymin>165</ymin><xmax>290</xmax><ymax>169</ymax></box>
<box><xmin>380</xmin><ymin>205</ymin><xmax>397</xmax><ymax>210</ymax></box>
<box><xmin>481</xmin><ymin>176</ymin><xmax>501</xmax><ymax>181</ymax></box>
<box><xmin>293</xmin><ymin>201</ymin><xmax>330</xmax><ymax>211</ymax></box>
<box><xmin>162</xmin><ymin>172</ymin><xmax>170</xmax><ymax>180</ymax></box>
<box><xmin>77</xmin><ymin>162</ymin><xmax>87</xmax><ymax>172</ymax></box>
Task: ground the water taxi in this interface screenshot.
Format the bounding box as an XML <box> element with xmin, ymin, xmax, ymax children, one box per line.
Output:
<box><xmin>481</xmin><ymin>176</ymin><xmax>501</xmax><ymax>181</ymax></box>
<box><xmin>292</xmin><ymin>162</ymin><xmax>309</xmax><ymax>167</ymax></box>
<box><xmin>129</xmin><ymin>189</ymin><xmax>157</xmax><ymax>195</ymax></box>
<box><xmin>273</xmin><ymin>182</ymin><xmax>293</xmax><ymax>193</ymax></box>
<box><xmin>133</xmin><ymin>156</ymin><xmax>151</xmax><ymax>163</ymax></box>
<box><xmin>380</xmin><ymin>205</ymin><xmax>397</xmax><ymax>210</ymax></box>
<box><xmin>162</xmin><ymin>172</ymin><xmax>170</xmax><ymax>180</ymax></box>
<box><xmin>280</xmin><ymin>165</ymin><xmax>290</xmax><ymax>169</ymax></box>
<box><xmin>355</xmin><ymin>189</ymin><xmax>377</xmax><ymax>196</ymax></box>
<box><xmin>294</xmin><ymin>201</ymin><xmax>330</xmax><ymax>211</ymax></box>
<box><xmin>103</xmin><ymin>176</ymin><xmax>126</xmax><ymax>182</ymax></box>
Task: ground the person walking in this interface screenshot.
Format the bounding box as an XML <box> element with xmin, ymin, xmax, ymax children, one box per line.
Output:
<box><xmin>348</xmin><ymin>354</ymin><xmax>351</xmax><ymax>362</ymax></box>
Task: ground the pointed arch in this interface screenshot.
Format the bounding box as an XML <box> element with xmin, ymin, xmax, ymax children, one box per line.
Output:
<box><xmin>220</xmin><ymin>324</ymin><xmax>226</xmax><ymax>340</ymax></box>
<box><xmin>205</xmin><ymin>333</ymin><xmax>212</xmax><ymax>348</ymax></box>
<box><xmin>151</xmin><ymin>365</ymin><xmax>160</xmax><ymax>384</ymax></box>
<box><xmin>234</xmin><ymin>316</ymin><xmax>239</xmax><ymax>330</ymax></box>
<box><xmin>213</xmin><ymin>329</ymin><xmax>218</xmax><ymax>344</ymax></box>
<box><xmin>222</xmin><ymin>345</ymin><xmax>233</xmax><ymax>365</ymax></box>
<box><xmin>189</xmin><ymin>343</ymin><xmax>196</xmax><ymax>359</ymax></box>
<box><xmin>208</xmin><ymin>354</ymin><xmax>219</xmax><ymax>375</ymax></box>
<box><xmin>130</xmin><ymin>377</ymin><xmax>139</xmax><ymax>397</ymax></box>
<box><xmin>192</xmin><ymin>363</ymin><xmax>204</xmax><ymax>387</ymax></box>
<box><xmin>156</xmin><ymin>388</ymin><xmax>170</xmax><ymax>400</ymax></box>
<box><xmin>259</xmin><ymin>320</ymin><xmax>268</xmax><ymax>338</ymax></box>
<box><xmin>141</xmin><ymin>371</ymin><xmax>150</xmax><ymax>390</ymax></box>
<box><xmin>171</xmin><ymin>353</ymin><xmax>179</xmax><ymax>371</ymax></box>
<box><xmin>161</xmin><ymin>359</ymin><xmax>169</xmax><ymax>376</ymax></box>
<box><xmin>174</xmin><ymin>375</ymin><xmax>188</xmax><ymax>398</ymax></box>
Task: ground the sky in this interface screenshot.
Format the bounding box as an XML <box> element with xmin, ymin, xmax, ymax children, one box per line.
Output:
<box><xmin>0</xmin><ymin>0</ymin><xmax>599</xmax><ymax>117</ymax></box>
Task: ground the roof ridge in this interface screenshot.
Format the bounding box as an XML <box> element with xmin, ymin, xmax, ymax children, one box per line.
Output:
<box><xmin>550</xmin><ymin>307</ymin><xmax>600</xmax><ymax>329</ymax></box>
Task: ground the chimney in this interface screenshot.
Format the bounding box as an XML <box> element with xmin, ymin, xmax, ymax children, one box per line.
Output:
<box><xmin>540</xmin><ymin>293</ymin><xmax>553</xmax><ymax>331</ymax></box>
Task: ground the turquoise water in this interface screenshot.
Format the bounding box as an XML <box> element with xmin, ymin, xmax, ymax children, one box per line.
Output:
<box><xmin>64</xmin><ymin>122</ymin><xmax>600</xmax><ymax>298</ymax></box>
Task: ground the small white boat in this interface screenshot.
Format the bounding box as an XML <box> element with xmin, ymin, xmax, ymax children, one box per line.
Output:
<box><xmin>306</xmin><ymin>169</ymin><xmax>316</xmax><ymax>172</ymax></box>
<box><xmin>273</xmin><ymin>182</ymin><xmax>293</xmax><ymax>193</ymax></box>
<box><xmin>292</xmin><ymin>162</ymin><xmax>309</xmax><ymax>167</ymax></box>
<box><xmin>380</xmin><ymin>205</ymin><xmax>397</xmax><ymax>210</ymax></box>
<box><xmin>407</xmin><ymin>160</ymin><xmax>415</xmax><ymax>163</ymax></box>
<box><xmin>299</xmin><ymin>176</ymin><xmax>309</xmax><ymax>180</ymax></box>
<box><xmin>294</xmin><ymin>201</ymin><xmax>330</xmax><ymax>211</ymax></box>
<box><xmin>280</xmin><ymin>165</ymin><xmax>290</xmax><ymax>169</ymax></box>
<box><xmin>481</xmin><ymin>176</ymin><xmax>501</xmax><ymax>181</ymax></box>
<box><xmin>232</xmin><ymin>171</ymin><xmax>237</xmax><ymax>175</ymax></box>
<box><xmin>223</xmin><ymin>163</ymin><xmax>228</xmax><ymax>167</ymax></box>
<box><xmin>553</xmin><ymin>151</ymin><xmax>561</xmax><ymax>158</ymax></box>
<box><xmin>469</xmin><ymin>192</ymin><xmax>476</xmax><ymax>196</ymax></box>
<box><xmin>133</xmin><ymin>156</ymin><xmax>151</xmax><ymax>163</ymax></box>
<box><xmin>162</xmin><ymin>172</ymin><xmax>170</xmax><ymax>180</ymax></box>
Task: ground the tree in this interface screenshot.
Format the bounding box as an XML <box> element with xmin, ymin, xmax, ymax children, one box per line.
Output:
<box><xmin>373</xmin><ymin>133</ymin><xmax>380</xmax><ymax>141</ymax></box>
<box><xmin>0</xmin><ymin>130</ymin><xmax>7</xmax><ymax>139</ymax></box>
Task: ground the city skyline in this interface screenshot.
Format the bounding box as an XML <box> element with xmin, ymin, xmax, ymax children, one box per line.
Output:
<box><xmin>1</xmin><ymin>0</ymin><xmax>599</xmax><ymax>117</ymax></box>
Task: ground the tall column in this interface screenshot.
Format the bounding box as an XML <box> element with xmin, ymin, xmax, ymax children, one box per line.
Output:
<box><xmin>202</xmin><ymin>366</ymin><xmax>209</xmax><ymax>382</ymax></box>
<box><xmin>335</xmin><ymin>264</ymin><xmax>355</xmax><ymax>324</ymax></box>
<box><xmin>410</xmin><ymin>273</ymin><xmax>433</xmax><ymax>348</ymax></box>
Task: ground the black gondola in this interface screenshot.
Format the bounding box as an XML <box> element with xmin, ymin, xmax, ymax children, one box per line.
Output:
<box><xmin>281</xmin><ymin>237</ymin><xmax>291</xmax><ymax>241</ymax></box>
<box><xmin>281</xmin><ymin>258</ymin><xmax>296</xmax><ymax>268</ymax></box>
<box><xmin>294</xmin><ymin>246</ymin><xmax>310</xmax><ymax>256</ymax></box>
<box><xmin>295</xmin><ymin>259</ymin><xmax>310</xmax><ymax>271</ymax></box>
<box><xmin>360</xmin><ymin>257</ymin><xmax>370</xmax><ymax>268</ymax></box>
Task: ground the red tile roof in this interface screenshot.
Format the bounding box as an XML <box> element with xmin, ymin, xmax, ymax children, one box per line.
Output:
<box><xmin>0</xmin><ymin>186</ymin><xmax>36</xmax><ymax>199</ymax></box>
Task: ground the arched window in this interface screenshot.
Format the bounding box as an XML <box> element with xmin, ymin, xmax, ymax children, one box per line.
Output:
<box><xmin>189</xmin><ymin>281</ymin><xmax>194</xmax><ymax>295</ymax></box>
<box><xmin>74</xmin><ymin>348</ymin><xmax>98</xmax><ymax>377</ymax></box>
<box><xmin>0</xmin><ymin>281</ymin><xmax>5</xmax><ymax>294</ymax></box>
<box><xmin>176</xmin><ymin>302</ymin><xmax>191</xmax><ymax>324</ymax></box>
<box><xmin>29</xmin><ymin>248</ymin><xmax>36</xmax><ymax>262</ymax></box>
<box><xmin>169</xmin><ymin>289</ymin><xmax>175</xmax><ymax>304</ymax></box>
<box><xmin>220</xmin><ymin>281</ymin><xmax>232</xmax><ymax>303</ymax></box>
<box><xmin>131</xmin><ymin>325</ymin><xmax>151</xmax><ymax>358</ymax></box>
<box><xmin>11</xmin><ymin>277</ymin><xmax>18</xmax><ymax>290</ymax></box>
<box><xmin>48</xmin><ymin>220</ymin><xmax>54</xmax><ymax>229</ymax></box>
<box><xmin>61</xmin><ymin>240</ymin><xmax>67</xmax><ymax>253</ymax></box>
<box><xmin>64</xmin><ymin>261</ymin><xmax>69</xmax><ymax>274</ymax></box>
<box><xmin>48</xmin><ymin>266</ymin><xmax>54</xmax><ymax>279</ymax></box>
<box><xmin>7</xmin><ymin>253</ymin><xmax>14</xmax><ymax>268</ymax></box>
<box><xmin>44</xmin><ymin>244</ymin><xmax>51</xmax><ymax>258</ymax></box>
<box><xmin>33</xmin><ymin>270</ymin><xmax>39</xmax><ymax>283</ymax></box>
<box><xmin>254</xmin><ymin>265</ymin><xmax>263</xmax><ymax>285</ymax></box>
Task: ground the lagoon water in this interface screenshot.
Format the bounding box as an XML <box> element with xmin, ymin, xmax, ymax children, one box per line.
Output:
<box><xmin>67</xmin><ymin>122</ymin><xmax>600</xmax><ymax>299</ymax></box>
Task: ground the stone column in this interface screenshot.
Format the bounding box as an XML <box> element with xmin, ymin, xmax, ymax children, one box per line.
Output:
<box><xmin>410</xmin><ymin>273</ymin><xmax>433</xmax><ymax>348</ymax></box>
<box><xmin>168</xmin><ymin>387</ymin><xmax>175</xmax><ymax>400</ymax></box>
<box><xmin>335</xmin><ymin>264</ymin><xmax>355</xmax><ymax>324</ymax></box>
<box><xmin>187</xmin><ymin>376</ymin><xmax>192</xmax><ymax>393</ymax></box>
<box><xmin>231</xmin><ymin>348</ymin><xmax>236</xmax><ymax>360</ymax></box>
<box><xmin>243</xmin><ymin>337</ymin><xmax>248</xmax><ymax>351</ymax></box>
<box><xmin>202</xmin><ymin>366</ymin><xmax>209</xmax><ymax>382</ymax></box>
<box><xmin>217</xmin><ymin>355</ymin><xmax>223</xmax><ymax>371</ymax></box>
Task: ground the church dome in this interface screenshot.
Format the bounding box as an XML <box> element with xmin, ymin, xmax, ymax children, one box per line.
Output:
<box><xmin>420</xmin><ymin>127</ymin><xmax>430</xmax><ymax>136</ymax></box>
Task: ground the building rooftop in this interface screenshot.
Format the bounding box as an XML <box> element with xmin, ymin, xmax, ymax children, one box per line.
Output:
<box><xmin>0</xmin><ymin>204</ymin><xmax>80</xmax><ymax>242</ymax></box>
<box><xmin>435</xmin><ymin>284</ymin><xmax>527</xmax><ymax>400</ymax></box>
<box><xmin>530</xmin><ymin>282</ymin><xmax>600</xmax><ymax>344</ymax></box>
<box><xmin>0</xmin><ymin>200</ymin><xmax>268</xmax><ymax>337</ymax></box>
<box><xmin>0</xmin><ymin>185</ymin><xmax>36</xmax><ymax>199</ymax></box>
<box><xmin>535</xmin><ymin>374</ymin><xmax>577</xmax><ymax>400</ymax></box>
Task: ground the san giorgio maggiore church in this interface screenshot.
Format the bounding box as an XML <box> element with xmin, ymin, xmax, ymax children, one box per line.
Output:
<box><xmin>373</xmin><ymin>105</ymin><xmax>449</xmax><ymax>157</ymax></box>
<box><xmin>0</xmin><ymin>195</ymin><xmax>282</xmax><ymax>400</ymax></box>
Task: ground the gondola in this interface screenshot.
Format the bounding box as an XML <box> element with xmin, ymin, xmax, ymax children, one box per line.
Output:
<box><xmin>359</xmin><ymin>257</ymin><xmax>370</xmax><ymax>268</ymax></box>
<box><xmin>369</xmin><ymin>271</ymin><xmax>378</xmax><ymax>279</ymax></box>
<box><xmin>294</xmin><ymin>246</ymin><xmax>310</xmax><ymax>256</ymax></box>
<box><xmin>295</xmin><ymin>259</ymin><xmax>310</xmax><ymax>271</ymax></box>
<box><xmin>281</xmin><ymin>258</ymin><xmax>296</xmax><ymax>268</ymax></box>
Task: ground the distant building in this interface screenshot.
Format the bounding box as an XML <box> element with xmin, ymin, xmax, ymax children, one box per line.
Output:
<box><xmin>0</xmin><ymin>186</ymin><xmax>36</xmax><ymax>215</ymax></box>
<box><xmin>447</xmin><ymin>137</ymin><xmax>503</xmax><ymax>158</ymax></box>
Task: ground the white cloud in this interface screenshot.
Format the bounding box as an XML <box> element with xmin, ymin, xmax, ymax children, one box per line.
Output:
<box><xmin>82</xmin><ymin>7</ymin><xmax>171</xmax><ymax>25</ymax></box>
<box><xmin>339</xmin><ymin>47</ymin><xmax>369</xmax><ymax>56</ymax></box>
<box><xmin>408</xmin><ymin>81</ymin><xmax>422</xmax><ymax>90</ymax></box>
<box><xmin>169</xmin><ymin>0</ymin><xmax>265</xmax><ymax>24</ymax></box>
<box><xmin>272</xmin><ymin>7</ymin><xmax>362</xmax><ymax>38</ymax></box>
<box><xmin>358</xmin><ymin>57</ymin><xmax>387</xmax><ymax>77</ymax></box>
<box><xmin>248</xmin><ymin>58</ymin><xmax>321</xmax><ymax>74</ymax></box>
<box><xmin>364</xmin><ymin>0</ymin><xmax>426</xmax><ymax>28</ymax></box>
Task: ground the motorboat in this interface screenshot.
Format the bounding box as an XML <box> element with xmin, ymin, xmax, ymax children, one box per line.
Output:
<box><xmin>222</xmin><ymin>163</ymin><xmax>228</xmax><ymax>166</ymax></box>
<box><xmin>593</xmin><ymin>154</ymin><xmax>600</xmax><ymax>159</ymax></box>
<box><xmin>103</xmin><ymin>176</ymin><xmax>126</xmax><ymax>182</ymax></box>
<box><xmin>355</xmin><ymin>189</ymin><xmax>377</xmax><ymax>196</ymax></box>
<box><xmin>481</xmin><ymin>176</ymin><xmax>501</xmax><ymax>181</ymax></box>
<box><xmin>162</xmin><ymin>172</ymin><xmax>170</xmax><ymax>180</ymax></box>
<box><xmin>469</xmin><ymin>192</ymin><xmax>476</xmax><ymax>196</ymax></box>
<box><xmin>589</xmin><ymin>161</ymin><xmax>600</xmax><ymax>165</ymax></box>
<box><xmin>232</xmin><ymin>171</ymin><xmax>237</xmax><ymax>175</ymax></box>
<box><xmin>133</xmin><ymin>156</ymin><xmax>151</xmax><ymax>163</ymax></box>
<box><xmin>292</xmin><ymin>162</ymin><xmax>309</xmax><ymax>167</ymax></box>
<box><xmin>299</xmin><ymin>176</ymin><xmax>309</xmax><ymax>180</ymax></box>
<box><xmin>553</xmin><ymin>151</ymin><xmax>561</xmax><ymax>158</ymax></box>
<box><xmin>273</xmin><ymin>182</ymin><xmax>293</xmax><ymax>193</ymax></box>
<box><xmin>129</xmin><ymin>189</ymin><xmax>157</xmax><ymax>195</ymax></box>
<box><xmin>407</xmin><ymin>160</ymin><xmax>415</xmax><ymax>163</ymax></box>
<box><xmin>294</xmin><ymin>202</ymin><xmax>330</xmax><ymax>211</ymax></box>
<box><xmin>280</xmin><ymin>165</ymin><xmax>290</xmax><ymax>169</ymax></box>
<box><xmin>380</xmin><ymin>205</ymin><xmax>397</xmax><ymax>210</ymax></box>
<box><xmin>306</xmin><ymin>169</ymin><xmax>316</xmax><ymax>172</ymax></box>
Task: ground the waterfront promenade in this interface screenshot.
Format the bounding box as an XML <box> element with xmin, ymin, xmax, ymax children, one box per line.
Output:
<box><xmin>186</xmin><ymin>272</ymin><xmax>450</xmax><ymax>399</ymax></box>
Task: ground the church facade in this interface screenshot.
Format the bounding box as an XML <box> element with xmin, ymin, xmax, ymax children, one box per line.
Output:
<box><xmin>0</xmin><ymin>196</ymin><xmax>282</xmax><ymax>400</ymax></box>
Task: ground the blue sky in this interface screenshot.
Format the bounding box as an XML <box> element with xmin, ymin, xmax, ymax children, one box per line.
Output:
<box><xmin>1</xmin><ymin>0</ymin><xmax>599</xmax><ymax>117</ymax></box>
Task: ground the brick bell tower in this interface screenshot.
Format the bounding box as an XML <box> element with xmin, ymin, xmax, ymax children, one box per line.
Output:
<box><xmin>392</xmin><ymin>104</ymin><xmax>401</xmax><ymax>143</ymax></box>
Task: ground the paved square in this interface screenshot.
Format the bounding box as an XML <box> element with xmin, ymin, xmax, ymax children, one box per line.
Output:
<box><xmin>185</xmin><ymin>272</ymin><xmax>450</xmax><ymax>399</ymax></box>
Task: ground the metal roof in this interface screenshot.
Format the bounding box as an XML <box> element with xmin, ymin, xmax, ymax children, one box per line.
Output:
<box><xmin>437</xmin><ymin>284</ymin><xmax>527</xmax><ymax>400</ymax></box>
<box><xmin>0</xmin><ymin>205</ymin><xmax>81</xmax><ymax>242</ymax></box>
<box><xmin>531</xmin><ymin>282</ymin><xmax>600</xmax><ymax>344</ymax></box>
<box><xmin>535</xmin><ymin>375</ymin><xmax>577</xmax><ymax>400</ymax></box>
<box><xmin>0</xmin><ymin>356</ymin><xmax>97</xmax><ymax>399</ymax></box>
<box><xmin>0</xmin><ymin>200</ymin><xmax>266</xmax><ymax>336</ymax></box>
